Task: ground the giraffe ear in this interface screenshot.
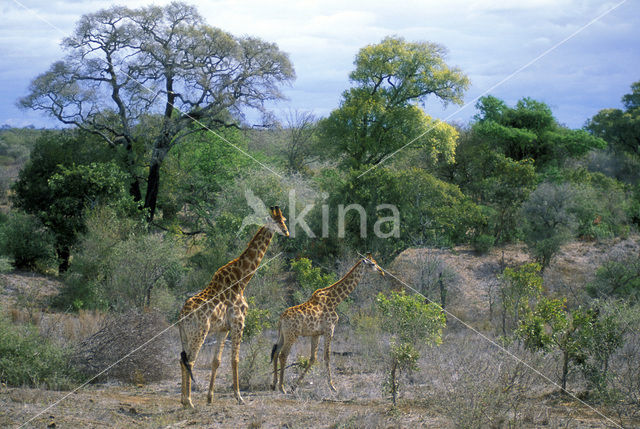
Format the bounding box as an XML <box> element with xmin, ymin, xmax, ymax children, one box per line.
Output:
<box><xmin>366</xmin><ymin>252</ymin><xmax>373</xmax><ymax>259</ymax></box>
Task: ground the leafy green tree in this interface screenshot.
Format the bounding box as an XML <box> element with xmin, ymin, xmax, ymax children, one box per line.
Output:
<box><xmin>376</xmin><ymin>291</ymin><xmax>445</xmax><ymax>405</ymax></box>
<box><xmin>46</xmin><ymin>162</ymin><xmax>138</xmax><ymax>272</ymax></box>
<box><xmin>11</xmin><ymin>131</ymin><xmax>133</xmax><ymax>271</ymax></box>
<box><xmin>587</xmin><ymin>253</ymin><xmax>640</xmax><ymax>302</ymax></box>
<box><xmin>498</xmin><ymin>263</ymin><xmax>543</xmax><ymax>336</ymax></box>
<box><xmin>586</xmin><ymin>81</ymin><xmax>640</xmax><ymax>156</ymax></box>
<box><xmin>319</xmin><ymin>36</ymin><xmax>468</xmax><ymax>169</ymax></box>
<box><xmin>521</xmin><ymin>182</ymin><xmax>577</xmax><ymax>269</ymax></box>
<box><xmin>159</xmin><ymin>127</ymin><xmax>252</xmax><ymax>230</ymax></box>
<box><xmin>474</xmin><ymin>96</ymin><xmax>606</xmax><ymax>167</ymax></box>
<box><xmin>0</xmin><ymin>212</ymin><xmax>56</xmax><ymax>270</ymax></box>
<box><xmin>317</xmin><ymin>167</ymin><xmax>484</xmax><ymax>261</ymax></box>
<box><xmin>516</xmin><ymin>298</ymin><xmax>623</xmax><ymax>392</ymax></box>
<box><xmin>20</xmin><ymin>2</ymin><xmax>295</xmax><ymax>221</ymax></box>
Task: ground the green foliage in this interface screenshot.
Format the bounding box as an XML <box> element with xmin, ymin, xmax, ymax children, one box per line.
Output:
<box><xmin>521</xmin><ymin>182</ymin><xmax>577</xmax><ymax>268</ymax></box>
<box><xmin>290</xmin><ymin>257</ymin><xmax>337</xmax><ymax>305</ymax></box>
<box><xmin>498</xmin><ymin>263</ymin><xmax>543</xmax><ymax>335</ymax></box>
<box><xmin>21</xmin><ymin>2</ymin><xmax>295</xmax><ymax>221</ymax></box>
<box><xmin>474</xmin><ymin>96</ymin><xmax>606</xmax><ymax>167</ymax></box>
<box><xmin>46</xmin><ymin>161</ymin><xmax>139</xmax><ymax>246</ymax></box>
<box><xmin>317</xmin><ymin>167</ymin><xmax>484</xmax><ymax>261</ymax></box>
<box><xmin>0</xmin><ymin>211</ymin><xmax>56</xmax><ymax>270</ymax></box>
<box><xmin>0</xmin><ymin>256</ymin><xmax>13</xmax><ymax>273</ymax></box>
<box><xmin>516</xmin><ymin>298</ymin><xmax>623</xmax><ymax>392</ymax></box>
<box><xmin>375</xmin><ymin>290</ymin><xmax>445</xmax><ymax>404</ymax></box>
<box><xmin>587</xmin><ymin>254</ymin><xmax>640</xmax><ymax>302</ymax></box>
<box><xmin>319</xmin><ymin>36</ymin><xmax>468</xmax><ymax>169</ymax></box>
<box><xmin>55</xmin><ymin>205</ymin><xmax>184</xmax><ymax>313</ymax></box>
<box><xmin>472</xmin><ymin>233</ymin><xmax>495</xmax><ymax>255</ymax></box>
<box><xmin>160</xmin><ymin>127</ymin><xmax>252</xmax><ymax>226</ymax></box>
<box><xmin>11</xmin><ymin>131</ymin><xmax>136</xmax><ymax>271</ymax></box>
<box><xmin>586</xmin><ymin>81</ymin><xmax>640</xmax><ymax>156</ymax></box>
<box><xmin>0</xmin><ymin>126</ymin><xmax>44</xmax><ymax>163</ymax></box>
<box><xmin>376</xmin><ymin>291</ymin><xmax>445</xmax><ymax>345</ymax></box>
<box><xmin>0</xmin><ymin>313</ymin><xmax>79</xmax><ymax>389</ymax></box>
<box><xmin>243</xmin><ymin>296</ymin><xmax>271</xmax><ymax>340</ymax></box>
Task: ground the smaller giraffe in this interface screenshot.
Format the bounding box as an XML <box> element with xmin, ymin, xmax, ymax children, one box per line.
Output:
<box><xmin>179</xmin><ymin>206</ymin><xmax>288</xmax><ymax>408</ymax></box>
<box><xmin>270</xmin><ymin>253</ymin><xmax>384</xmax><ymax>393</ymax></box>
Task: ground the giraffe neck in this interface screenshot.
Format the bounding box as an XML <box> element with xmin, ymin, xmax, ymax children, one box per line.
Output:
<box><xmin>235</xmin><ymin>225</ymin><xmax>275</xmax><ymax>289</ymax></box>
<box><xmin>323</xmin><ymin>260</ymin><xmax>365</xmax><ymax>306</ymax></box>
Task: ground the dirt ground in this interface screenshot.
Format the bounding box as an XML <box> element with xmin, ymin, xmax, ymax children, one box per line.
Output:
<box><xmin>0</xmin><ymin>370</ymin><xmax>623</xmax><ymax>429</ymax></box>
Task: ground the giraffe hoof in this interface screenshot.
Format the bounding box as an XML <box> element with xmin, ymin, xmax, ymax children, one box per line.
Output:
<box><xmin>329</xmin><ymin>384</ymin><xmax>337</xmax><ymax>392</ymax></box>
<box><xmin>236</xmin><ymin>396</ymin><xmax>245</xmax><ymax>405</ymax></box>
<box><xmin>181</xmin><ymin>400</ymin><xmax>195</xmax><ymax>409</ymax></box>
<box><xmin>278</xmin><ymin>386</ymin><xmax>286</xmax><ymax>394</ymax></box>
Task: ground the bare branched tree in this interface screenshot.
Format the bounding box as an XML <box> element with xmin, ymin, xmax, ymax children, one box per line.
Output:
<box><xmin>20</xmin><ymin>2</ymin><xmax>295</xmax><ymax>220</ymax></box>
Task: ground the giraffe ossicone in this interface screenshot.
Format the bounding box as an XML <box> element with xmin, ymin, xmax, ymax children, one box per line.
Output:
<box><xmin>271</xmin><ymin>253</ymin><xmax>385</xmax><ymax>393</ymax></box>
<box><xmin>178</xmin><ymin>206</ymin><xmax>288</xmax><ymax>408</ymax></box>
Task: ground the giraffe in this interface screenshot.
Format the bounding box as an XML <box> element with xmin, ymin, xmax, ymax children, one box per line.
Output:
<box><xmin>178</xmin><ymin>206</ymin><xmax>288</xmax><ymax>408</ymax></box>
<box><xmin>270</xmin><ymin>253</ymin><xmax>384</xmax><ymax>393</ymax></box>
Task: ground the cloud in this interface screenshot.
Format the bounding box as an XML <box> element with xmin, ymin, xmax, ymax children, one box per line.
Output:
<box><xmin>1</xmin><ymin>0</ymin><xmax>638</xmax><ymax>128</ymax></box>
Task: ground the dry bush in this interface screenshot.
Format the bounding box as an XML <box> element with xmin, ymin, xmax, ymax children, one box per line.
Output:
<box><xmin>71</xmin><ymin>310</ymin><xmax>173</xmax><ymax>384</ymax></box>
<box><xmin>417</xmin><ymin>332</ymin><xmax>560</xmax><ymax>428</ymax></box>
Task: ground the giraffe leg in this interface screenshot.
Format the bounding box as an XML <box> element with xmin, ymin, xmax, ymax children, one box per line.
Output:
<box><xmin>271</xmin><ymin>347</ymin><xmax>279</xmax><ymax>391</ymax></box>
<box><xmin>277</xmin><ymin>341</ymin><xmax>293</xmax><ymax>394</ymax></box>
<box><xmin>179</xmin><ymin>318</ymin><xmax>208</xmax><ymax>408</ymax></box>
<box><xmin>293</xmin><ymin>335</ymin><xmax>319</xmax><ymax>390</ymax></box>
<box><xmin>207</xmin><ymin>330</ymin><xmax>228</xmax><ymax>404</ymax></box>
<box><xmin>230</xmin><ymin>327</ymin><xmax>245</xmax><ymax>405</ymax></box>
<box><xmin>180</xmin><ymin>358</ymin><xmax>194</xmax><ymax>408</ymax></box>
<box><xmin>324</xmin><ymin>330</ymin><xmax>337</xmax><ymax>392</ymax></box>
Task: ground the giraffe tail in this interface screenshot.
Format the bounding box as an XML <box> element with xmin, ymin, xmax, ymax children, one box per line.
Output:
<box><xmin>181</xmin><ymin>350</ymin><xmax>196</xmax><ymax>383</ymax></box>
<box><xmin>270</xmin><ymin>323</ymin><xmax>284</xmax><ymax>363</ymax></box>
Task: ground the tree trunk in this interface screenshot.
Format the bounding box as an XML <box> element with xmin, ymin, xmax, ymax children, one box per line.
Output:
<box><xmin>57</xmin><ymin>245</ymin><xmax>70</xmax><ymax>274</ymax></box>
<box><xmin>144</xmin><ymin>160</ymin><xmax>161</xmax><ymax>222</ymax></box>
<box><xmin>561</xmin><ymin>349</ymin><xmax>569</xmax><ymax>392</ymax></box>
<box><xmin>391</xmin><ymin>360</ymin><xmax>398</xmax><ymax>406</ymax></box>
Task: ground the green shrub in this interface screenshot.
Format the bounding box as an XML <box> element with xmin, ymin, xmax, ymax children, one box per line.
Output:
<box><xmin>375</xmin><ymin>291</ymin><xmax>446</xmax><ymax>404</ymax></box>
<box><xmin>0</xmin><ymin>313</ymin><xmax>79</xmax><ymax>389</ymax></box>
<box><xmin>290</xmin><ymin>257</ymin><xmax>337</xmax><ymax>305</ymax></box>
<box><xmin>55</xmin><ymin>206</ymin><xmax>185</xmax><ymax>314</ymax></box>
<box><xmin>587</xmin><ymin>254</ymin><xmax>640</xmax><ymax>302</ymax></box>
<box><xmin>0</xmin><ymin>256</ymin><xmax>13</xmax><ymax>273</ymax></box>
<box><xmin>0</xmin><ymin>211</ymin><xmax>55</xmax><ymax>270</ymax></box>
<box><xmin>472</xmin><ymin>233</ymin><xmax>495</xmax><ymax>255</ymax></box>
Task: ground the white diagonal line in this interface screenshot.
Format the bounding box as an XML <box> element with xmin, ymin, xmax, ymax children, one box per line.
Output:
<box><xmin>356</xmin><ymin>251</ymin><xmax>622</xmax><ymax>429</ymax></box>
<box><xmin>10</xmin><ymin>0</ymin><xmax>283</xmax><ymax>179</ymax></box>
<box><xmin>356</xmin><ymin>0</ymin><xmax>629</xmax><ymax>179</ymax></box>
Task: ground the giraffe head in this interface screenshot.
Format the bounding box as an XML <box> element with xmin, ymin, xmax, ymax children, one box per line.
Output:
<box><xmin>363</xmin><ymin>252</ymin><xmax>385</xmax><ymax>276</ymax></box>
<box><xmin>267</xmin><ymin>206</ymin><xmax>290</xmax><ymax>237</ymax></box>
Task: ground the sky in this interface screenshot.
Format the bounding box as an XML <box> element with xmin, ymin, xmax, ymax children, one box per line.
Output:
<box><xmin>1</xmin><ymin>0</ymin><xmax>639</xmax><ymax>129</ymax></box>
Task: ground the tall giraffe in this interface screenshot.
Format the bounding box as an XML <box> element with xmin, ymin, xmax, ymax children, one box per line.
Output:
<box><xmin>271</xmin><ymin>253</ymin><xmax>384</xmax><ymax>393</ymax></box>
<box><xmin>178</xmin><ymin>206</ymin><xmax>288</xmax><ymax>408</ymax></box>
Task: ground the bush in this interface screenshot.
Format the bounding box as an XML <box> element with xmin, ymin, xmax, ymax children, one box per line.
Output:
<box><xmin>56</xmin><ymin>206</ymin><xmax>185</xmax><ymax>313</ymax></box>
<box><xmin>0</xmin><ymin>211</ymin><xmax>55</xmax><ymax>270</ymax></box>
<box><xmin>71</xmin><ymin>310</ymin><xmax>172</xmax><ymax>384</ymax></box>
<box><xmin>521</xmin><ymin>182</ymin><xmax>577</xmax><ymax>268</ymax></box>
<box><xmin>375</xmin><ymin>291</ymin><xmax>445</xmax><ymax>404</ymax></box>
<box><xmin>0</xmin><ymin>312</ymin><xmax>79</xmax><ymax>389</ymax></box>
<box><xmin>587</xmin><ymin>253</ymin><xmax>640</xmax><ymax>302</ymax></box>
<box><xmin>472</xmin><ymin>233</ymin><xmax>495</xmax><ymax>255</ymax></box>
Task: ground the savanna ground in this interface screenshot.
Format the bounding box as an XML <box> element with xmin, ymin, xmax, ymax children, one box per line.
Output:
<box><xmin>2</xmin><ymin>238</ymin><xmax>639</xmax><ymax>429</ymax></box>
